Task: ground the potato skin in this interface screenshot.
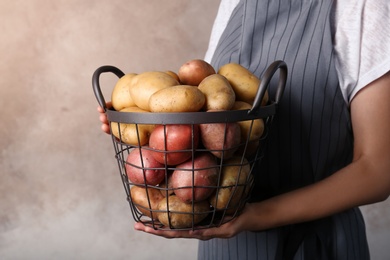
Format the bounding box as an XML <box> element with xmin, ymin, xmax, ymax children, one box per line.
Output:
<box><xmin>232</xmin><ymin>101</ymin><xmax>265</xmax><ymax>155</ymax></box>
<box><xmin>171</xmin><ymin>152</ymin><xmax>219</xmax><ymax>203</ymax></box>
<box><xmin>199</xmin><ymin>120</ymin><xmax>242</xmax><ymax>159</ymax></box>
<box><xmin>126</xmin><ymin>148</ymin><xmax>166</xmax><ymax>186</ymax></box>
<box><xmin>209</xmin><ymin>156</ymin><xmax>251</xmax><ymax>214</ymax></box>
<box><xmin>130</xmin><ymin>185</ymin><xmax>164</xmax><ymax>219</ymax></box>
<box><xmin>218</xmin><ymin>63</ymin><xmax>264</xmax><ymax>105</ymax></box>
<box><xmin>165</xmin><ymin>70</ymin><xmax>180</xmax><ymax>82</ymax></box>
<box><xmin>149</xmin><ymin>85</ymin><xmax>205</xmax><ymax>112</ymax></box>
<box><xmin>110</xmin><ymin>107</ymin><xmax>155</xmax><ymax>146</ymax></box>
<box><xmin>129</xmin><ymin>71</ymin><xmax>179</xmax><ymax>111</ymax></box>
<box><xmin>198</xmin><ymin>74</ymin><xmax>236</xmax><ymax>111</ymax></box>
<box><xmin>159</xmin><ymin>172</ymin><xmax>175</xmax><ymax>197</ymax></box>
<box><xmin>149</xmin><ymin>124</ymin><xmax>200</xmax><ymax>165</ymax></box>
<box><xmin>157</xmin><ymin>195</ymin><xmax>210</xmax><ymax>229</ymax></box>
<box><xmin>262</xmin><ymin>89</ymin><xmax>269</xmax><ymax>106</ymax></box>
<box><xmin>111</xmin><ymin>73</ymin><xmax>138</xmax><ymax>111</ymax></box>
<box><xmin>178</xmin><ymin>59</ymin><xmax>216</xmax><ymax>86</ymax></box>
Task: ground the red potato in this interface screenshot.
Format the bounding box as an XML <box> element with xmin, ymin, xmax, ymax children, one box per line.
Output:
<box><xmin>199</xmin><ymin>121</ymin><xmax>242</xmax><ymax>159</ymax></box>
<box><xmin>178</xmin><ymin>59</ymin><xmax>216</xmax><ymax>86</ymax></box>
<box><xmin>172</xmin><ymin>152</ymin><xmax>219</xmax><ymax>203</ymax></box>
<box><xmin>149</xmin><ymin>124</ymin><xmax>200</xmax><ymax>165</ymax></box>
<box><xmin>125</xmin><ymin>148</ymin><xmax>166</xmax><ymax>186</ymax></box>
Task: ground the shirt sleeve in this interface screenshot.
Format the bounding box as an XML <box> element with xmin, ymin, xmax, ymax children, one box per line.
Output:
<box><xmin>204</xmin><ymin>0</ymin><xmax>240</xmax><ymax>63</ymax></box>
<box><xmin>333</xmin><ymin>0</ymin><xmax>390</xmax><ymax>104</ymax></box>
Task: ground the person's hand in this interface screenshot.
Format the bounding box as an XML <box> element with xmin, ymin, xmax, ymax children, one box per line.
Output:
<box><xmin>97</xmin><ymin>101</ymin><xmax>111</xmax><ymax>134</ymax></box>
<box><xmin>133</xmin><ymin>203</ymin><xmax>255</xmax><ymax>240</ymax></box>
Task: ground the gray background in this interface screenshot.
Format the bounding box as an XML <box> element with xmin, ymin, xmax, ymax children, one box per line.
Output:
<box><xmin>1</xmin><ymin>1</ymin><xmax>389</xmax><ymax>259</ymax></box>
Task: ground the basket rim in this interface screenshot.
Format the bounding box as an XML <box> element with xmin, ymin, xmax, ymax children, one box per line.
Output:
<box><xmin>106</xmin><ymin>102</ymin><xmax>277</xmax><ymax>125</ymax></box>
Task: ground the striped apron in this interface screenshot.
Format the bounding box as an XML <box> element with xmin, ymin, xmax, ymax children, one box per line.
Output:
<box><xmin>198</xmin><ymin>0</ymin><xmax>370</xmax><ymax>259</ymax></box>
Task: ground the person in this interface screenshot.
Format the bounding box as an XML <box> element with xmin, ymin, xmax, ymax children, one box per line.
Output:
<box><xmin>97</xmin><ymin>0</ymin><xmax>390</xmax><ymax>259</ymax></box>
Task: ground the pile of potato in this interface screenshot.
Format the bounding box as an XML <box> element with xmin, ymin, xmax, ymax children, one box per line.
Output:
<box><xmin>110</xmin><ymin>59</ymin><xmax>268</xmax><ymax>229</ymax></box>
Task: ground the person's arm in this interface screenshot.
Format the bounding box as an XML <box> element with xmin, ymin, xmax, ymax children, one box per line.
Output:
<box><xmin>133</xmin><ymin>71</ymin><xmax>390</xmax><ymax>240</ymax></box>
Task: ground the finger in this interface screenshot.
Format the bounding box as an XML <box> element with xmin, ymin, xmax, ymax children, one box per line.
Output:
<box><xmin>134</xmin><ymin>222</ymin><xmax>194</xmax><ymax>239</ymax></box>
<box><xmin>99</xmin><ymin>113</ymin><xmax>109</xmax><ymax>124</ymax></box>
<box><xmin>97</xmin><ymin>102</ymin><xmax>112</xmax><ymax>112</ymax></box>
<box><xmin>101</xmin><ymin>124</ymin><xmax>110</xmax><ymax>134</ymax></box>
<box><xmin>134</xmin><ymin>223</ymin><xmax>175</xmax><ymax>238</ymax></box>
<box><xmin>97</xmin><ymin>106</ymin><xmax>104</xmax><ymax>113</ymax></box>
<box><xmin>188</xmin><ymin>228</ymin><xmax>221</xmax><ymax>240</ymax></box>
<box><xmin>188</xmin><ymin>217</ymin><xmax>239</xmax><ymax>240</ymax></box>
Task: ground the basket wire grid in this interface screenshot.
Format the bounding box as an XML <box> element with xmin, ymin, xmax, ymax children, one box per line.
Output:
<box><xmin>92</xmin><ymin>60</ymin><xmax>287</xmax><ymax>230</ymax></box>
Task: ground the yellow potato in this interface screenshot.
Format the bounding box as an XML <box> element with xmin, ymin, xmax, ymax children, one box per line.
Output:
<box><xmin>159</xmin><ymin>172</ymin><xmax>174</xmax><ymax>197</ymax></box>
<box><xmin>262</xmin><ymin>89</ymin><xmax>269</xmax><ymax>106</ymax></box>
<box><xmin>111</xmin><ymin>73</ymin><xmax>137</xmax><ymax>111</ymax></box>
<box><xmin>149</xmin><ymin>85</ymin><xmax>206</xmax><ymax>112</ymax></box>
<box><xmin>218</xmin><ymin>63</ymin><xmax>268</xmax><ymax>105</ymax></box>
<box><xmin>130</xmin><ymin>185</ymin><xmax>164</xmax><ymax>219</ymax></box>
<box><xmin>232</xmin><ymin>101</ymin><xmax>265</xmax><ymax>155</ymax></box>
<box><xmin>209</xmin><ymin>156</ymin><xmax>251</xmax><ymax>214</ymax></box>
<box><xmin>157</xmin><ymin>195</ymin><xmax>210</xmax><ymax>229</ymax></box>
<box><xmin>232</xmin><ymin>101</ymin><xmax>265</xmax><ymax>141</ymax></box>
<box><xmin>129</xmin><ymin>71</ymin><xmax>179</xmax><ymax>111</ymax></box>
<box><xmin>198</xmin><ymin>74</ymin><xmax>236</xmax><ymax>111</ymax></box>
<box><xmin>110</xmin><ymin>107</ymin><xmax>156</xmax><ymax>146</ymax></box>
<box><xmin>165</xmin><ymin>70</ymin><xmax>180</xmax><ymax>82</ymax></box>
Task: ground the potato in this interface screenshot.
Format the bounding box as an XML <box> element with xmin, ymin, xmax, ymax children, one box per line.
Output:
<box><xmin>149</xmin><ymin>124</ymin><xmax>200</xmax><ymax>165</ymax></box>
<box><xmin>178</xmin><ymin>59</ymin><xmax>216</xmax><ymax>86</ymax></box>
<box><xmin>172</xmin><ymin>152</ymin><xmax>219</xmax><ymax>203</ymax></box>
<box><xmin>218</xmin><ymin>63</ymin><xmax>268</xmax><ymax>105</ymax></box>
<box><xmin>165</xmin><ymin>70</ymin><xmax>180</xmax><ymax>82</ymax></box>
<box><xmin>110</xmin><ymin>107</ymin><xmax>155</xmax><ymax>146</ymax></box>
<box><xmin>232</xmin><ymin>101</ymin><xmax>265</xmax><ymax>155</ymax></box>
<box><xmin>125</xmin><ymin>147</ymin><xmax>166</xmax><ymax>186</ymax></box>
<box><xmin>198</xmin><ymin>74</ymin><xmax>236</xmax><ymax>111</ymax></box>
<box><xmin>159</xmin><ymin>172</ymin><xmax>175</xmax><ymax>197</ymax></box>
<box><xmin>157</xmin><ymin>195</ymin><xmax>210</xmax><ymax>229</ymax></box>
<box><xmin>111</xmin><ymin>73</ymin><xmax>137</xmax><ymax>111</ymax></box>
<box><xmin>149</xmin><ymin>85</ymin><xmax>205</xmax><ymax>112</ymax></box>
<box><xmin>130</xmin><ymin>185</ymin><xmax>164</xmax><ymax>219</ymax></box>
<box><xmin>199</xmin><ymin>120</ymin><xmax>241</xmax><ymax>159</ymax></box>
<box><xmin>209</xmin><ymin>156</ymin><xmax>251</xmax><ymax>214</ymax></box>
<box><xmin>129</xmin><ymin>71</ymin><xmax>179</xmax><ymax>111</ymax></box>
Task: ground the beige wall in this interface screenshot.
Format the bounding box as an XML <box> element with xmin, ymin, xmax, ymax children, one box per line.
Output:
<box><xmin>0</xmin><ymin>1</ymin><xmax>389</xmax><ymax>259</ymax></box>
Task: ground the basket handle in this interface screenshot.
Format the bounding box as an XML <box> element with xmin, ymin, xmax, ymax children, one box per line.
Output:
<box><xmin>248</xmin><ymin>60</ymin><xmax>287</xmax><ymax>115</ymax></box>
<box><xmin>92</xmin><ymin>65</ymin><xmax>125</xmax><ymax>112</ymax></box>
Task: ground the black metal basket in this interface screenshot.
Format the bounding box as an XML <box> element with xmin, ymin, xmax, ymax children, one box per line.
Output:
<box><xmin>92</xmin><ymin>60</ymin><xmax>287</xmax><ymax>231</ymax></box>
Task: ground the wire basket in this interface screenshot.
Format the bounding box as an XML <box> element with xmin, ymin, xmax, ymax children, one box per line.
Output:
<box><xmin>92</xmin><ymin>60</ymin><xmax>287</xmax><ymax>230</ymax></box>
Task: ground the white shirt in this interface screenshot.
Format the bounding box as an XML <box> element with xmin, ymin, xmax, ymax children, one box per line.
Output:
<box><xmin>205</xmin><ymin>0</ymin><xmax>390</xmax><ymax>104</ymax></box>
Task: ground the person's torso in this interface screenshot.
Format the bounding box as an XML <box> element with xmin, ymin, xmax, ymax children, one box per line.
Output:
<box><xmin>210</xmin><ymin>0</ymin><xmax>353</xmax><ymax>200</ymax></box>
